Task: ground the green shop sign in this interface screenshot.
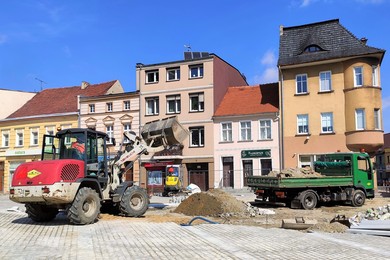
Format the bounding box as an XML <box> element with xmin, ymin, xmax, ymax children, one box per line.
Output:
<box><xmin>241</xmin><ymin>149</ymin><xmax>271</xmax><ymax>158</ymax></box>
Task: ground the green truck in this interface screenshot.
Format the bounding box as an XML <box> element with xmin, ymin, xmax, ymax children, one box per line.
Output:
<box><xmin>246</xmin><ymin>152</ymin><xmax>375</xmax><ymax>209</ymax></box>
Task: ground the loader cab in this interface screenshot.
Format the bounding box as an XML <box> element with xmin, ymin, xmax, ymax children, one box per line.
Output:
<box><xmin>42</xmin><ymin>128</ymin><xmax>110</xmax><ymax>179</ymax></box>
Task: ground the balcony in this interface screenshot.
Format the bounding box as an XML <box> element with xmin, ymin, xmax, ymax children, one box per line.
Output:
<box><xmin>345</xmin><ymin>130</ymin><xmax>383</xmax><ymax>153</ymax></box>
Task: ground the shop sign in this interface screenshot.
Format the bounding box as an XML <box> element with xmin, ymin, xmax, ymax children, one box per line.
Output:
<box><xmin>241</xmin><ymin>149</ymin><xmax>271</xmax><ymax>158</ymax></box>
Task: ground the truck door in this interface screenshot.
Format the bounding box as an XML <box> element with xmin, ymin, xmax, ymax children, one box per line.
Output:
<box><xmin>355</xmin><ymin>156</ymin><xmax>374</xmax><ymax>190</ymax></box>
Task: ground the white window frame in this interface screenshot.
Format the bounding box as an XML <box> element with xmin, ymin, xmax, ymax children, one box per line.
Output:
<box><xmin>320</xmin><ymin>112</ymin><xmax>334</xmax><ymax>133</ymax></box>
<box><xmin>259</xmin><ymin>119</ymin><xmax>272</xmax><ymax>140</ymax></box>
<box><xmin>123</xmin><ymin>123</ymin><xmax>132</xmax><ymax>143</ymax></box>
<box><xmin>45</xmin><ymin>126</ymin><xmax>55</xmax><ymax>145</ymax></box>
<box><xmin>145</xmin><ymin>97</ymin><xmax>159</xmax><ymax>115</ymax></box>
<box><xmin>61</xmin><ymin>124</ymin><xmax>72</xmax><ymax>145</ymax></box>
<box><xmin>221</xmin><ymin>122</ymin><xmax>232</xmax><ymax>142</ymax></box>
<box><xmin>106</xmin><ymin>102</ymin><xmax>113</xmax><ymax>112</ymax></box>
<box><xmin>166</xmin><ymin>95</ymin><xmax>181</xmax><ymax>114</ymax></box>
<box><xmin>167</xmin><ymin>67</ymin><xmax>180</xmax><ymax>81</ymax></box>
<box><xmin>297</xmin><ymin>114</ymin><xmax>309</xmax><ymax>134</ymax></box>
<box><xmin>106</xmin><ymin>125</ymin><xmax>114</xmax><ymax>144</ymax></box>
<box><xmin>89</xmin><ymin>104</ymin><xmax>95</xmax><ymax>113</ymax></box>
<box><xmin>355</xmin><ymin>108</ymin><xmax>365</xmax><ymax>130</ymax></box>
<box><xmin>319</xmin><ymin>71</ymin><xmax>332</xmax><ymax>92</ymax></box>
<box><xmin>374</xmin><ymin>108</ymin><xmax>381</xmax><ymax>130</ymax></box>
<box><xmin>189</xmin><ymin>93</ymin><xmax>204</xmax><ymax>112</ymax></box>
<box><xmin>239</xmin><ymin>121</ymin><xmax>252</xmax><ymax>141</ymax></box>
<box><xmin>2</xmin><ymin>130</ymin><xmax>9</xmax><ymax>147</ymax></box>
<box><xmin>146</xmin><ymin>70</ymin><xmax>159</xmax><ymax>83</ymax></box>
<box><xmin>123</xmin><ymin>100</ymin><xmax>131</xmax><ymax>110</ymax></box>
<box><xmin>372</xmin><ymin>65</ymin><xmax>379</xmax><ymax>87</ymax></box>
<box><xmin>354</xmin><ymin>66</ymin><xmax>363</xmax><ymax>87</ymax></box>
<box><xmin>189</xmin><ymin>64</ymin><xmax>204</xmax><ymax>78</ymax></box>
<box><xmin>296</xmin><ymin>74</ymin><xmax>308</xmax><ymax>94</ymax></box>
<box><xmin>15</xmin><ymin>129</ymin><xmax>24</xmax><ymax>147</ymax></box>
<box><xmin>189</xmin><ymin>126</ymin><xmax>204</xmax><ymax>147</ymax></box>
<box><xmin>30</xmin><ymin>127</ymin><xmax>39</xmax><ymax>146</ymax></box>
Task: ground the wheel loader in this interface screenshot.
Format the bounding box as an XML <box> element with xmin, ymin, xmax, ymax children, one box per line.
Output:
<box><xmin>9</xmin><ymin>116</ymin><xmax>188</xmax><ymax>225</ymax></box>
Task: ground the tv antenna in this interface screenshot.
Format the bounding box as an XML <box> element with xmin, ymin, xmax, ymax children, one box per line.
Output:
<box><xmin>35</xmin><ymin>77</ymin><xmax>47</xmax><ymax>91</ymax></box>
<box><xmin>184</xmin><ymin>44</ymin><xmax>191</xmax><ymax>52</ymax></box>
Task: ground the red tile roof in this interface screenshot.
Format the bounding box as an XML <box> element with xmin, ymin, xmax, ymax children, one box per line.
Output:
<box><xmin>7</xmin><ymin>80</ymin><xmax>118</xmax><ymax>119</ymax></box>
<box><xmin>214</xmin><ymin>83</ymin><xmax>279</xmax><ymax>117</ymax></box>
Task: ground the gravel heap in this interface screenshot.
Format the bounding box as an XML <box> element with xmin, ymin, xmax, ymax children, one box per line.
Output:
<box><xmin>268</xmin><ymin>167</ymin><xmax>323</xmax><ymax>178</ymax></box>
<box><xmin>174</xmin><ymin>189</ymin><xmax>247</xmax><ymax>217</ymax></box>
<box><xmin>350</xmin><ymin>204</ymin><xmax>390</xmax><ymax>224</ymax></box>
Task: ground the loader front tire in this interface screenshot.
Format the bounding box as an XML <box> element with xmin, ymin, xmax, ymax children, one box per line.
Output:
<box><xmin>67</xmin><ymin>187</ymin><xmax>101</xmax><ymax>225</ymax></box>
<box><xmin>26</xmin><ymin>204</ymin><xmax>58</xmax><ymax>222</ymax></box>
<box><xmin>120</xmin><ymin>186</ymin><xmax>149</xmax><ymax>217</ymax></box>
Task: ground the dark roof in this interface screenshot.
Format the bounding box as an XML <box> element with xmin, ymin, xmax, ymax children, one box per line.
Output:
<box><xmin>213</xmin><ymin>83</ymin><xmax>279</xmax><ymax>117</ymax></box>
<box><xmin>7</xmin><ymin>80</ymin><xmax>118</xmax><ymax>119</ymax></box>
<box><xmin>278</xmin><ymin>19</ymin><xmax>385</xmax><ymax>66</ymax></box>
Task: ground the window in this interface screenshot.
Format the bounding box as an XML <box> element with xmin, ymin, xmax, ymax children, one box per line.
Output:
<box><xmin>123</xmin><ymin>123</ymin><xmax>131</xmax><ymax>143</ymax></box>
<box><xmin>297</xmin><ymin>114</ymin><xmax>309</xmax><ymax>134</ymax></box>
<box><xmin>123</xmin><ymin>100</ymin><xmax>130</xmax><ymax>110</ymax></box>
<box><xmin>296</xmin><ymin>74</ymin><xmax>308</xmax><ymax>94</ymax></box>
<box><xmin>372</xmin><ymin>65</ymin><xmax>379</xmax><ymax>86</ymax></box>
<box><xmin>2</xmin><ymin>130</ymin><xmax>9</xmax><ymax>147</ymax></box>
<box><xmin>321</xmin><ymin>112</ymin><xmax>333</xmax><ymax>133</ymax></box>
<box><xmin>189</xmin><ymin>92</ymin><xmax>204</xmax><ymax>112</ymax></box>
<box><xmin>355</xmin><ymin>109</ymin><xmax>365</xmax><ymax>130</ymax></box>
<box><xmin>146</xmin><ymin>70</ymin><xmax>159</xmax><ymax>83</ymax></box>
<box><xmin>221</xmin><ymin>122</ymin><xmax>232</xmax><ymax>142</ymax></box>
<box><xmin>45</xmin><ymin>126</ymin><xmax>55</xmax><ymax>145</ymax></box>
<box><xmin>145</xmin><ymin>97</ymin><xmax>159</xmax><ymax>115</ymax></box>
<box><xmin>319</xmin><ymin>71</ymin><xmax>332</xmax><ymax>91</ymax></box>
<box><xmin>354</xmin><ymin>67</ymin><xmax>363</xmax><ymax>87</ymax></box>
<box><xmin>240</xmin><ymin>121</ymin><xmax>251</xmax><ymax>141</ymax></box>
<box><xmin>189</xmin><ymin>64</ymin><xmax>203</xmax><ymax>78</ymax></box>
<box><xmin>167</xmin><ymin>67</ymin><xmax>180</xmax><ymax>81</ymax></box>
<box><xmin>304</xmin><ymin>45</ymin><xmax>321</xmax><ymax>53</ymax></box>
<box><xmin>16</xmin><ymin>129</ymin><xmax>24</xmax><ymax>147</ymax></box>
<box><xmin>89</xmin><ymin>104</ymin><xmax>95</xmax><ymax>113</ymax></box>
<box><xmin>259</xmin><ymin>120</ymin><xmax>271</xmax><ymax>140</ymax></box>
<box><xmin>106</xmin><ymin>102</ymin><xmax>113</xmax><ymax>112</ymax></box>
<box><xmin>106</xmin><ymin>125</ymin><xmax>114</xmax><ymax>144</ymax></box>
<box><xmin>374</xmin><ymin>108</ymin><xmax>381</xmax><ymax>130</ymax></box>
<box><xmin>166</xmin><ymin>95</ymin><xmax>181</xmax><ymax>114</ymax></box>
<box><xmin>30</xmin><ymin>127</ymin><xmax>39</xmax><ymax>146</ymax></box>
<box><xmin>189</xmin><ymin>126</ymin><xmax>204</xmax><ymax>147</ymax></box>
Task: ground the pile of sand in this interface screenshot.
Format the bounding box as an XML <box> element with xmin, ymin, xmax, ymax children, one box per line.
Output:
<box><xmin>268</xmin><ymin>167</ymin><xmax>323</xmax><ymax>178</ymax></box>
<box><xmin>174</xmin><ymin>189</ymin><xmax>247</xmax><ymax>217</ymax></box>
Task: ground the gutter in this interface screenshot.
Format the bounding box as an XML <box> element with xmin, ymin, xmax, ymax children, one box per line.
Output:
<box><xmin>278</xmin><ymin>65</ymin><xmax>284</xmax><ymax>170</ymax></box>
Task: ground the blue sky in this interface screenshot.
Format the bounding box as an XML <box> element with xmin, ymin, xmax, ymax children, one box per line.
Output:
<box><xmin>1</xmin><ymin>0</ymin><xmax>389</xmax><ymax>131</ymax></box>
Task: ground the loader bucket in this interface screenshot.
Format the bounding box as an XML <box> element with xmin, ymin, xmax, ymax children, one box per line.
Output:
<box><xmin>141</xmin><ymin>117</ymin><xmax>189</xmax><ymax>147</ymax></box>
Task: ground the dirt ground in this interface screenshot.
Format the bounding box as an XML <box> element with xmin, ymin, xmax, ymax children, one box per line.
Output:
<box><xmin>99</xmin><ymin>189</ymin><xmax>390</xmax><ymax>233</ymax></box>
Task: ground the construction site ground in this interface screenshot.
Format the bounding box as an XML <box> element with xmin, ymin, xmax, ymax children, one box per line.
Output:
<box><xmin>99</xmin><ymin>188</ymin><xmax>390</xmax><ymax>233</ymax></box>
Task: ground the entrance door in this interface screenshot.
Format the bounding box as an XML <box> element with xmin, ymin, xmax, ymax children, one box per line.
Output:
<box><xmin>222</xmin><ymin>157</ymin><xmax>234</xmax><ymax>188</ymax></box>
<box><xmin>189</xmin><ymin>170</ymin><xmax>208</xmax><ymax>191</ymax></box>
<box><xmin>243</xmin><ymin>160</ymin><xmax>253</xmax><ymax>186</ymax></box>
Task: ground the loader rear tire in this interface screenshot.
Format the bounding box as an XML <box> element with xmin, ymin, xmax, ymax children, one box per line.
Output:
<box><xmin>120</xmin><ymin>186</ymin><xmax>149</xmax><ymax>217</ymax></box>
<box><xmin>26</xmin><ymin>204</ymin><xmax>58</xmax><ymax>222</ymax></box>
<box><xmin>67</xmin><ymin>187</ymin><xmax>101</xmax><ymax>225</ymax></box>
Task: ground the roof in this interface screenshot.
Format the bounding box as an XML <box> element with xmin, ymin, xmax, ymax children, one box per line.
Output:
<box><xmin>7</xmin><ymin>80</ymin><xmax>118</xmax><ymax>119</ymax></box>
<box><xmin>213</xmin><ymin>83</ymin><xmax>279</xmax><ymax>117</ymax></box>
<box><xmin>384</xmin><ymin>133</ymin><xmax>390</xmax><ymax>148</ymax></box>
<box><xmin>278</xmin><ymin>19</ymin><xmax>385</xmax><ymax>66</ymax></box>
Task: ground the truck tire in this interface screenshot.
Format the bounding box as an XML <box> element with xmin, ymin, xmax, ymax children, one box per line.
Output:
<box><xmin>67</xmin><ymin>187</ymin><xmax>101</xmax><ymax>225</ymax></box>
<box><xmin>351</xmin><ymin>189</ymin><xmax>366</xmax><ymax>207</ymax></box>
<box><xmin>120</xmin><ymin>186</ymin><xmax>149</xmax><ymax>217</ymax></box>
<box><xmin>26</xmin><ymin>204</ymin><xmax>59</xmax><ymax>222</ymax></box>
<box><xmin>300</xmin><ymin>190</ymin><xmax>317</xmax><ymax>210</ymax></box>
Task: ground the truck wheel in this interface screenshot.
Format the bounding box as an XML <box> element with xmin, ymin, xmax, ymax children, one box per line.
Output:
<box><xmin>67</xmin><ymin>187</ymin><xmax>101</xmax><ymax>225</ymax></box>
<box><xmin>26</xmin><ymin>204</ymin><xmax>58</xmax><ymax>222</ymax></box>
<box><xmin>120</xmin><ymin>186</ymin><xmax>149</xmax><ymax>217</ymax></box>
<box><xmin>351</xmin><ymin>190</ymin><xmax>366</xmax><ymax>207</ymax></box>
<box><xmin>300</xmin><ymin>190</ymin><xmax>317</xmax><ymax>210</ymax></box>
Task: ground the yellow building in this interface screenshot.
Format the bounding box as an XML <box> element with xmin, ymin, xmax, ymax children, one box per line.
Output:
<box><xmin>0</xmin><ymin>80</ymin><xmax>123</xmax><ymax>193</ymax></box>
<box><xmin>278</xmin><ymin>19</ymin><xmax>385</xmax><ymax>168</ymax></box>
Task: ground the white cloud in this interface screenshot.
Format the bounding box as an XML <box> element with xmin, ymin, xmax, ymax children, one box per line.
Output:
<box><xmin>261</xmin><ymin>50</ymin><xmax>276</xmax><ymax>66</ymax></box>
<box><xmin>300</xmin><ymin>0</ymin><xmax>312</xmax><ymax>7</ymax></box>
<box><xmin>382</xmin><ymin>96</ymin><xmax>390</xmax><ymax>110</ymax></box>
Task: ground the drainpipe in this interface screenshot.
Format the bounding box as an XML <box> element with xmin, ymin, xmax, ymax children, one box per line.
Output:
<box><xmin>278</xmin><ymin>65</ymin><xmax>284</xmax><ymax>170</ymax></box>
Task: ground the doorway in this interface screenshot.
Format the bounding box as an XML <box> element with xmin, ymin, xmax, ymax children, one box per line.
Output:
<box><xmin>222</xmin><ymin>157</ymin><xmax>234</xmax><ymax>188</ymax></box>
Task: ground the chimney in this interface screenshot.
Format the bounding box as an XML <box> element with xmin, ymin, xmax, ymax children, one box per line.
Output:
<box><xmin>81</xmin><ymin>81</ymin><xmax>90</xmax><ymax>89</ymax></box>
<box><xmin>360</xmin><ymin>37</ymin><xmax>368</xmax><ymax>45</ymax></box>
<box><xmin>280</xmin><ymin>25</ymin><xmax>284</xmax><ymax>36</ymax></box>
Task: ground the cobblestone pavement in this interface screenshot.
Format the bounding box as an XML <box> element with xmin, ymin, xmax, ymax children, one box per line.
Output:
<box><xmin>1</xmin><ymin>195</ymin><xmax>390</xmax><ymax>259</ymax></box>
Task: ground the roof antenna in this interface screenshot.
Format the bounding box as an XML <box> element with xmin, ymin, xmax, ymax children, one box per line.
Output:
<box><xmin>184</xmin><ymin>44</ymin><xmax>191</xmax><ymax>52</ymax></box>
<box><xmin>35</xmin><ymin>77</ymin><xmax>47</xmax><ymax>91</ymax></box>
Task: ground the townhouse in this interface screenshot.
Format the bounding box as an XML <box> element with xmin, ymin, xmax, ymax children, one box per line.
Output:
<box><xmin>136</xmin><ymin>52</ymin><xmax>248</xmax><ymax>193</ymax></box>
<box><xmin>213</xmin><ymin>83</ymin><xmax>280</xmax><ymax>189</ymax></box>
<box><xmin>0</xmin><ymin>80</ymin><xmax>122</xmax><ymax>193</ymax></box>
<box><xmin>278</xmin><ymin>19</ymin><xmax>385</xmax><ymax>169</ymax></box>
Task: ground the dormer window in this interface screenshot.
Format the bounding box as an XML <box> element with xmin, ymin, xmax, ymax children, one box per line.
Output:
<box><xmin>304</xmin><ymin>45</ymin><xmax>322</xmax><ymax>53</ymax></box>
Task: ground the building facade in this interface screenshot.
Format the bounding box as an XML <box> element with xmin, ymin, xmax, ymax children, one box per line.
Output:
<box><xmin>213</xmin><ymin>83</ymin><xmax>280</xmax><ymax>189</ymax></box>
<box><xmin>136</xmin><ymin>52</ymin><xmax>248</xmax><ymax>193</ymax></box>
<box><xmin>0</xmin><ymin>89</ymin><xmax>36</xmax><ymax>119</ymax></box>
<box><xmin>278</xmin><ymin>19</ymin><xmax>385</xmax><ymax>168</ymax></box>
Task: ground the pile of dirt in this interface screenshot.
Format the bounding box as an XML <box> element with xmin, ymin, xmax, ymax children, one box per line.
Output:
<box><xmin>174</xmin><ymin>189</ymin><xmax>247</xmax><ymax>217</ymax></box>
<box><xmin>308</xmin><ymin>222</ymin><xmax>349</xmax><ymax>233</ymax></box>
<box><xmin>268</xmin><ymin>167</ymin><xmax>322</xmax><ymax>178</ymax></box>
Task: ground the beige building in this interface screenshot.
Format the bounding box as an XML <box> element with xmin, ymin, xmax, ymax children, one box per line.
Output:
<box><xmin>79</xmin><ymin>91</ymin><xmax>140</xmax><ymax>182</ymax></box>
<box><xmin>0</xmin><ymin>81</ymin><xmax>122</xmax><ymax>193</ymax></box>
<box><xmin>136</xmin><ymin>52</ymin><xmax>247</xmax><ymax>193</ymax></box>
<box><xmin>0</xmin><ymin>89</ymin><xmax>36</xmax><ymax>119</ymax></box>
<box><xmin>278</xmin><ymin>19</ymin><xmax>385</xmax><ymax>168</ymax></box>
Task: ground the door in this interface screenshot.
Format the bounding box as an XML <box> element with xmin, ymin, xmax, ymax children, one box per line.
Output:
<box><xmin>243</xmin><ymin>160</ymin><xmax>253</xmax><ymax>186</ymax></box>
<box><xmin>189</xmin><ymin>170</ymin><xmax>208</xmax><ymax>191</ymax></box>
<box><xmin>222</xmin><ymin>157</ymin><xmax>234</xmax><ymax>188</ymax></box>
